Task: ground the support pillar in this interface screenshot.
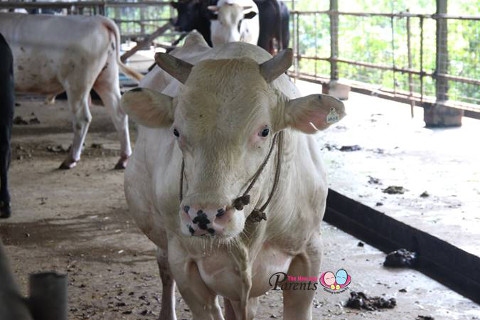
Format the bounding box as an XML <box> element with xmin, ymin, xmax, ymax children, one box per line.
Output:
<box><xmin>424</xmin><ymin>0</ymin><xmax>463</xmax><ymax>127</ymax></box>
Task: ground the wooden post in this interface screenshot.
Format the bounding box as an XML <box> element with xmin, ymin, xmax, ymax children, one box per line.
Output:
<box><xmin>120</xmin><ymin>22</ymin><xmax>171</xmax><ymax>62</ymax></box>
<box><xmin>424</xmin><ymin>0</ymin><xmax>463</xmax><ymax>126</ymax></box>
<box><xmin>29</xmin><ymin>272</ymin><xmax>68</xmax><ymax>320</ymax></box>
<box><xmin>0</xmin><ymin>240</ymin><xmax>33</xmax><ymax>320</ymax></box>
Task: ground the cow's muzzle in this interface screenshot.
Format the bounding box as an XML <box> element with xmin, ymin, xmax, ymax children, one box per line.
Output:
<box><xmin>178</xmin><ymin>131</ymin><xmax>284</xmax><ymax>237</ymax></box>
<box><xmin>181</xmin><ymin>204</ymin><xmax>237</xmax><ymax>236</ymax></box>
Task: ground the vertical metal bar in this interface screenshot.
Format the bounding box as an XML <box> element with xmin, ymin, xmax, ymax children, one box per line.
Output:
<box><xmin>295</xmin><ymin>10</ymin><xmax>300</xmax><ymax>79</ymax></box>
<box><xmin>329</xmin><ymin>0</ymin><xmax>339</xmax><ymax>81</ymax></box>
<box><xmin>100</xmin><ymin>0</ymin><xmax>106</xmax><ymax>16</ymax></box>
<box><xmin>140</xmin><ymin>4</ymin><xmax>145</xmax><ymax>36</ymax></box>
<box><xmin>29</xmin><ymin>272</ymin><xmax>68</xmax><ymax>320</ymax></box>
<box><xmin>0</xmin><ymin>240</ymin><xmax>33</xmax><ymax>320</ymax></box>
<box><xmin>406</xmin><ymin>9</ymin><xmax>415</xmax><ymax>117</ymax></box>
<box><xmin>420</xmin><ymin>16</ymin><xmax>424</xmax><ymax>102</ymax></box>
<box><xmin>291</xmin><ymin>0</ymin><xmax>298</xmax><ymax>80</ymax></box>
<box><xmin>391</xmin><ymin>16</ymin><xmax>396</xmax><ymax>94</ymax></box>
<box><xmin>314</xmin><ymin>13</ymin><xmax>318</xmax><ymax>77</ymax></box>
<box><xmin>435</xmin><ymin>0</ymin><xmax>448</xmax><ymax>101</ymax></box>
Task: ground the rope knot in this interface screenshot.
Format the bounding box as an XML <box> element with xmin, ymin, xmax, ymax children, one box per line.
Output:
<box><xmin>247</xmin><ymin>209</ymin><xmax>267</xmax><ymax>223</ymax></box>
<box><xmin>232</xmin><ymin>195</ymin><xmax>250</xmax><ymax>211</ymax></box>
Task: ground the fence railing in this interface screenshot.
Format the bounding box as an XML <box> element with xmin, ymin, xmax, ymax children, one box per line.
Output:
<box><xmin>2</xmin><ymin>1</ymin><xmax>479</xmax><ymax>121</ymax></box>
<box><xmin>288</xmin><ymin>0</ymin><xmax>480</xmax><ymax>121</ymax></box>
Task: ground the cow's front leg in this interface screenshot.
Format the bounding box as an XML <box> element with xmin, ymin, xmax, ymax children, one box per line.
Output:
<box><xmin>169</xmin><ymin>240</ymin><xmax>224</xmax><ymax>320</ymax></box>
<box><xmin>283</xmin><ymin>236</ymin><xmax>322</xmax><ymax>320</ymax></box>
<box><xmin>225</xmin><ymin>297</ymin><xmax>259</xmax><ymax>320</ymax></box>
<box><xmin>156</xmin><ymin>247</ymin><xmax>177</xmax><ymax>320</ymax></box>
<box><xmin>93</xmin><ymin>65</ymin><xmax>131</xmax><ymax>170</ymax></box>
<box><xmin>60</xmin><ymin>91</ymin><xmax>92</xmax><ymax>169</ymax></box>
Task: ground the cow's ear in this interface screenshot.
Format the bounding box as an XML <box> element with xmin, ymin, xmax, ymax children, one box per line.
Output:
<box><xmin>243</xmin><ymin>10</ymin><xmax>257</xmax><ymax>19</ymax></box>
<box><xmin>284</xmin><ymin>94</ymin><xmax>345</xmax><ymax>133</ymax></box>
<box><xmin>121</xmin><ymin>88</ymin><xmax>174</xmax><ymax>128</ymax></box>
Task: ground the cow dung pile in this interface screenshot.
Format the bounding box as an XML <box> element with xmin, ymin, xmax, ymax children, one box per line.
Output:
<box><xmin>383</xmin><ymin>248</ymin><xmax>418</xmax><ymax>268</ymax></box>
<box><xmin>345</xmin><ymin>291</ymin><xmax>397</xmax><ymax>311</ymax></box>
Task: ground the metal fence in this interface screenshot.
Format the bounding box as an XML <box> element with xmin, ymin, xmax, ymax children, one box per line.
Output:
<box><xmin>287</xmin><ymin>0</ymin><xmax>480</xmax><ymax>119</ymax></box>
<box><xmin>1</xmin><ymin>0</ymin><xmax>479</xmax><ymax>119</ymax></box>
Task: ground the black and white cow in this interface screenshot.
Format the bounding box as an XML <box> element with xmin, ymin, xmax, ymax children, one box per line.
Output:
<box><xmin>171</xmin><ymin>0</ymin><xmax>216</xmax><ymax>47</ymax></box>
<box><xmin>0</xmin><ymin>33</ymin><xmax>14</xmax><ymax>219</ymax></box>
<box><xmin>171</xmin><ymin>0</ymin><xmax>289</xmax><ymax>54</ymax></box>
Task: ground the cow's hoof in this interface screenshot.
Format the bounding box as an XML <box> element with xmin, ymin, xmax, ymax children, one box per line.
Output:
<box><xmin>0</xmin><ymin>204</ymin><xmax>11</xmax><ymax>219</ymax></box>
<box><xmin>59</xmin><ymin>159</ymin><xmax>78</xmax><ymax>170</ymax></box>
<box><xmin>114</xmin><ymin>157</ymin><xmax>128</xmax><ymax>170</ymax></box>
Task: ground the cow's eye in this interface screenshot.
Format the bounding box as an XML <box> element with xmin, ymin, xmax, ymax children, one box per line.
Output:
<box><xmin>237</xmin><ymin>21</ymin><xmax>242</xmax><ymax>32</ymax></box>
<box><xmin>173</xmin><ymin>128</ymin><xmax>180</xmax><ymax>137</ymax></box>
<box><xmin>259</xmin><ymin>127</ymin><xmax>270</xmax><ymax>137</ymax></box>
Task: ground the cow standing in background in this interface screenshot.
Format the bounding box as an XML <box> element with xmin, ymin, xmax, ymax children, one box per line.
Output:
<box><xmin>255</xmin><ymin>0</ymin><xmax>289</xmax><ymax>54</ymax></box>
<box><xmin>121</xmin><ymin>32</ymin><xmax>345</xmax><ymax>320</ymax></box>
<box><xmin>208</xmin><ymin>0</ymin><xmax>259</xmax><ymax>46</ymax></box>
<box><xmin>0</xmin><ymin>13</ymin><xmax>143</xmax><ymax>170</ymax></box>
<box><xmin>172</xmin><ymin>0</ymin><xmax>290</xmax><ymax>54</ymax></box>
<box><xmin>0</xmin><ymin>33</ymin><xmax>14</xmax><ymax>219</ymax></box>
<box><xmin>171</xmin><ymin>0</ymin><xmax>216</xmax><ymax>47</ymax></box>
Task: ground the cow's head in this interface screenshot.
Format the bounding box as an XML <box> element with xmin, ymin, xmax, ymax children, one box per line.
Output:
<box><xmin>122</xmin><ymin>48</ymin><xmax>345</xmax><ymax>239</ymax></box>
<box><xmin>208</xmin><ymin>1</ymin><xmax>257</xmax><ymax>45</ymax></box>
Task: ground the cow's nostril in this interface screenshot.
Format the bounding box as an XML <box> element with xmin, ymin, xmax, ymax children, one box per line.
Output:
<box><xmin>216</xmin><ymin>208</ymin><xmax>225</xmax><ymax>217</ymax></box>
<box><xmin>184</xmin><ymin>205</ymin><xmax>190</xmax><ymax>213</ymax></box>
<box><xmin>188</xmin><ymin>225</ymin><xmax>195</xmax><ymax>235</ymax></box>
<box><xmin>208</xmin><ymin>228</ymin><xmax>215</xmax><ymax>234</ymax></box>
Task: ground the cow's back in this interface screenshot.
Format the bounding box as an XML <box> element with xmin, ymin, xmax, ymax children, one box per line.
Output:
<box><xmin>0</xmin><ymin>13</ymin><xmax>112</xmax><ymax>94</ymax></box>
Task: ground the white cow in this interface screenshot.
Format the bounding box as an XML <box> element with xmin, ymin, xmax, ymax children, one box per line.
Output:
<box><xmin>0</xmin><ymin>13</ymin><xmax>143</xmax><ymax>169</ymax></box>
<box><xmin>208</xmin><ymin>0</ymin><xmax>260</xmax><ymax>46</ymax></box>
<box><xmin>122</xmin><ymin>32</ymin><xmax>345</xmax><ymax>320</ymax></box>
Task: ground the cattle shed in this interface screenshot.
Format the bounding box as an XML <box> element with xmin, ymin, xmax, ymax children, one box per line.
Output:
<box><xmin>0</xmin><ymin>1</ymin><xmax>479</xmax><ymax>320</ymax></box>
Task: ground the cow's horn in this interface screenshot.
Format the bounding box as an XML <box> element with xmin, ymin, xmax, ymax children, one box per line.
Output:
<box><xmin>259</xmin><ymin>49</ymin><xmax>293</xmax><ymax>83</ymax></box>
<box><xmin>155</xmin><ymin>52</ymin><xmax>193</xmax><ymax>84</ymax></box>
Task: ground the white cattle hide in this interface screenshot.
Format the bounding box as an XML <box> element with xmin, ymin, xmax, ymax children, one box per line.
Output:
<box><xmin>122</xmin><ymin>31</ymin><xmax>345</xmax><ymax>320</ymax></box>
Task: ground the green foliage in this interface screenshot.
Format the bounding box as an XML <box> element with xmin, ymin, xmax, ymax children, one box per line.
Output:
<box><xmin>289</xmin><ymin>0</ymin><xmax>480</xmax><ymax>105</ymax></box>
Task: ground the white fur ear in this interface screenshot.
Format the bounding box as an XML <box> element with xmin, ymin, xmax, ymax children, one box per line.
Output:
<box><xmin>121</xmin><ymin>88</ymin><xmax>174</xmax><ymax>128</ymax></box>
<box><xmin>285</xmin><ymin>94</ymin><xmax>345</xmax><ymax>133</ymax></box>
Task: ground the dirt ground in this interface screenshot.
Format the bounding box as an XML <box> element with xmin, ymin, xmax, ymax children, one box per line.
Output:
<box><xmin>1</xmin><ymin>94</ymin><xmax>479</xmax><ymax>320</ymax></box>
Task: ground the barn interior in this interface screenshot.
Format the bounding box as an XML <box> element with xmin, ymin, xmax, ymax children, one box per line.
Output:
<box><xmin>0</xmin><ymin>1</ymin><xmax>479</xmax><ymax>319</ymax></box>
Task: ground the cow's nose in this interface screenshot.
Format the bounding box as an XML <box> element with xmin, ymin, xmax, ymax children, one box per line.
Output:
<box><xmin>182</xmin><ymin>204</ymin><xmax>234</xmax><ymax>236</ymax></box>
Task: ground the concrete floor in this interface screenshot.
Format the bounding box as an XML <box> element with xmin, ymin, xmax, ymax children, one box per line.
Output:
<box><xmin>298</xmin><ymin>82</ymin><xmax>480</xmax><ymax>258</ymax></box>
<box><xmin>5</xmin><ymin>50</ymin><xmax>472</xmax><ymax>319</ymax></box>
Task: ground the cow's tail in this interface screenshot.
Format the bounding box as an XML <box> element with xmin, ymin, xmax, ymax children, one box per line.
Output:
<box><xmin>101</xmin><ymin>17</ymin><xmax>144</xmax><ymax>82</ymax></box>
